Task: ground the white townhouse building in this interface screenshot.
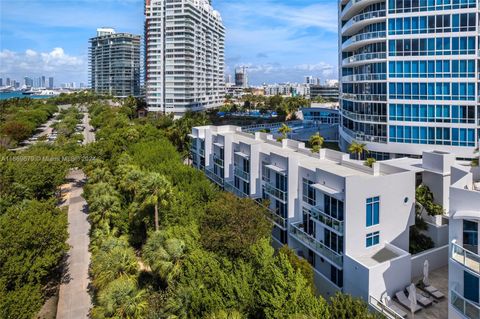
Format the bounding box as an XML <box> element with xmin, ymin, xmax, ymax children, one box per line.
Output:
<box><xmin>190</xmin><ymin>125</ymin><xmax>419</xmax><ymax>302</ymax></box>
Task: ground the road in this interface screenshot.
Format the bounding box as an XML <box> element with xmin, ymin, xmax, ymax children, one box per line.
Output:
<box><xmin>81</xmin><ymin>111</ymin><xmax>95</xmax><ymax>145</ymax></box>
<box><xmin>56</xmin><ymin>111</ymin><xmax>95</xmax><ymax>319</ymax></box>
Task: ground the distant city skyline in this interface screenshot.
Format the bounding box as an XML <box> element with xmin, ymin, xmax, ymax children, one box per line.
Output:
<box><xmin>0</xmin><ymin>0</ymin><xmax>338</xmax><ymax>86</ymax></box>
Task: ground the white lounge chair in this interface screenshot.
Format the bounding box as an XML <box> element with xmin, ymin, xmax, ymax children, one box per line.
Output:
<box><xmin>385</xmin><ymin>298</ymin><xmax>408</xmax><ymax>318</ymax></box>
<box><xmin>414</xmin><ymin>288</ymin><xmax>433</xmax><ymax>307</ymax></box>
<box><xmin>395</xmin><ymin>291</ymin><xmax>423</xmax><ymax>313</ymax></box>
<box><xmin>424</xmin><ymin>285</ymin><xmax>445</xmax><ymax>299</ymax></box>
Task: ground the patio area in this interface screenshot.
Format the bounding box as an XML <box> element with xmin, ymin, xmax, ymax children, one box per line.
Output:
<box><xmin>390</xmin><ymin>266</ymin><xmax>448</xmax><ymax>319</ymax></box>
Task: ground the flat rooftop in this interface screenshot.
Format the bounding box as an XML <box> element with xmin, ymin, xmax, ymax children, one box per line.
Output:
<box><xmin>353</xmin><ymin>246</ymin><xmax>401</xmax><ymax>267</ymax></box>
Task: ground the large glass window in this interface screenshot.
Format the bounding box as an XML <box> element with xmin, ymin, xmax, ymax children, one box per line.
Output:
<box><xmin>390</xmin><ymin>125</ymin><xmax>476</xmax><ymax>146</ymax></box>
<box><xmin>324</xmin><ymin>195</ymin><xmax>344</xmax><ymax>221</ymax></box>
<box><xmin>366</xmin><ymin>196</ymin><xmax>380</xmax><ymax>227</ymax></box>
<box><xmin>302</xmin><ymin>178</ymin><xmax>316</xmax><ymax>205</ymax></box>
<box><xmin>463</xmin><ymin>220</ymin><xmax>478</xmax><ymax>253</ymax></box>
<box><xmin>464</xmin><ymin>271</ymin><xmax>479</xmax><ymax>303</ymax></box>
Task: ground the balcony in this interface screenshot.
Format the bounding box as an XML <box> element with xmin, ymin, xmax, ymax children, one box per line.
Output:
<box><xmin>224</xmin><ymin>179</ymin><xmax>249</xmax><ymax>198</ymax></box>
<box><xmin>234</xmin><ymin>166</ymin><xmax>250</xmax><ymax>181</ymax></box>
<box><xmin>340</xmin><ymin>126</ymin><xmax>388</xmax><ymax>144</ymax></box>
<box><xmin>342</xmin><ymin>52</ymin><xmax>386</xmax><ymax>67</ymax></box>
<box><xmin>199</xmin><ymin>148</ymin><xmax>205</xmax><ymax>157</ymax></box>
<box><xmin>341</xmin><ymin>109</ymin><xmax>387</xmax><ymax>123</ymax></box>
<box><xmin>451</xmin><ymin>240</ymin><xmax>480</xmax><ymax>274</ymax></box>
<box><xmin>341</xmin><ymin>73</ymin><xmax>386</xmax><ymax>82</ymax></box>
<box><xmin>310</xmin><ymin>207</ymin><xmax>344</xmax><ymax>234</ymax></box>
<box><xmin>342</xmin><ymin>10</ymin><xmax>386</xmax><ymax>35</ymax></box>
<box><xmin>205</xmin><ymin>168</ymin><xmax>224</xmax><ymax>187</ymax></box>
<box><xmin>451</xmin><ymin>289</ymin><xmax>480</xmax><ymax>319</ymax></box>
<box><xmin>263</xmin><ymin>183</ymin><xmax>287</xmax><ymax>203</ymax></box>
<box><xmin>341</xmin><ymin>93</ymin><xmax>387</xmax><ymax>102</ymax></box>
<box><xmin>342</xmin><ymin>31</ymin><xmax>386</xmax><ymax>52</ymax></box>
<box><xmin>289</xmin><ymin>222</ymin><xmax>343</xmax><ymax>268</ymax></box>
<box><xmin>213</xmin><ymin>155</ymin><xmax>224</xmax><ymax>167</ymax></box>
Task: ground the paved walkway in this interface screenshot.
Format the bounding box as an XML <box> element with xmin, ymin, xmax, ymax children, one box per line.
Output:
<box><xmin>56</xmin><ymin>170</ymin><xmax>92</xmax><ymax>319</ymax></box>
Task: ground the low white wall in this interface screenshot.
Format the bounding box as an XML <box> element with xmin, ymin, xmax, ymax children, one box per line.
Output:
<box><xmin>411</xmin><ymin>244</ymin><xmax>448</xmax><ymax>280</ymax></box>
<box><xmin>424</xmin><ymin>221</ymin><xmax>449</xmax><ymax>248</ymax></box>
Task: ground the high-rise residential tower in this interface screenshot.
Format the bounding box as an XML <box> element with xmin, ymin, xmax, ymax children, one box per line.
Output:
<box><xmin>48</xmin><ymin>77</ymin><xmax>54</xmax><ymax>89</ymax></box>
<box><xmin>339</xmin><ymin>0</ymin><xmax>479</xmax><ymax>160</ymax></box>
<box><xmin>89</xmin><ymin>28</ymin><xmax>141</xmax><ymax>97</ymax></box>
<box><xmin>145</xmin><ymin>0</ymin><xmax>225</xmax><ymax>117</ymax></box>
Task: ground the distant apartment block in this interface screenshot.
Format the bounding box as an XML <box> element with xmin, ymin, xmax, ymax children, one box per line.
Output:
<box><xmin>309</xmin><ymin>84</ymin><xmax>340</xmax><ymax>101</ymax></box>
<box><xmin>339</xmin><ymin>0</ymin><xmax>480</xmax><ymax>160</ymax></box>
<box><xmin>89</xmin><ymin>28</ymin><xmax>141</xmax><ymax>97</ymax></box>
<box><xmin>145</xmin><ymin>0</ymin><xmax>225</xmax><ymax>117</ymax></box>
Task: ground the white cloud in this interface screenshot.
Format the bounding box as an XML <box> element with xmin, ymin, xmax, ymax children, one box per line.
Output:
<box><xmin>0</xmin><ymin>48</ymin><xmax>87</xmax><ymax>83</ymax></box>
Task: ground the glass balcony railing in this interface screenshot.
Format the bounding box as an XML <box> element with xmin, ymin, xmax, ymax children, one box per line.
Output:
<box><xmin>342</xmin><ymin>52</ymin><xmax>386</xmax><ymax>66</ymax></box>
<box><xmin>205</xmin><ymin>168</ymin><xmax>224</xmax><ymax>187</ymax></box>
<box><xmin>341</xmin><ymin>109</ymin><xmax>387</xmax><ymax>123</ymax></box>
<box><xmin>263</xmin><ymin>183</ymin><xmax>287</xmax><ymax>202</ymax></box>
<box><xmin>310</xmin><ymin>207</ymin><xmax>344</xmax><ymax>234</ymax></box>
<box><xmin>213</xmin><ymin>155</ymin><xmax>224</xmax><ymax>167</ymax></box>
<box><xmin>342</xmin><ymin>10</ymin><xmax>386</xmax><ymax>33</ymax></box>
<box><xmin>199</xmin><ymin>148</ymin><xmax>205</xmax><ymax>157</ymax></box>
<box><xmin>451</xmin><ymin>289</ymin><xmax>480</xmax><ymax>319</ymax></box>
<box><xmin>451</xmin><ymin>240</ymin><xmax>480</xmax><ymax>274</ymax></box>
<box><xmin>340</xmin><ymin>126</ymin><xmax>388</xmax><ymax>144</ymax></box>
<box><xmin>342</xmin><ymin>73</ymin><xmax>386</xmax><ymax>82</ymax></box>
<box><xmin>342</xmin><ymin>31</ymin><xmax>386</xmax><ymax>50</ymax></box>
<box><xmin>234</xmin><ymin>166</ymin><xmax>250</xmax><ymax>181</ymax></box>
<box><xmin>224</xmin><ymin>180</ymin><xmax>249</xmax><ymax>198</ymax></box>
<box><xmin>289</xmin><ymin>222</ymin><xmax>343</xmax><ymax>268</ymax></box>
<box><xmin>341</xmin><ymin>92</ymin><xmax>387</xmax><ymax>102</ymax></box>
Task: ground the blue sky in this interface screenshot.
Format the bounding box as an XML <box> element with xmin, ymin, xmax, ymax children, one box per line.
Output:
<box><xmin>0</xmin><ymin>0</ymin><xmax>338</xmax><ymax>86</ymax></box>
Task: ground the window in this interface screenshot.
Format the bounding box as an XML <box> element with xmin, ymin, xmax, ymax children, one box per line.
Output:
<box><xmin>366</xmin><ymin>196</ymin><xmax>380</xmax><ymax>226</ymax></box>
<box><xmin>366</xmin><ymin>231</ymin><xmax>380</xmax><ymax>247</ymax></box>
<box><xmin>302</xmin><ymin>178</ymin><xmax>316</xmax><ymax>205</ymax></box>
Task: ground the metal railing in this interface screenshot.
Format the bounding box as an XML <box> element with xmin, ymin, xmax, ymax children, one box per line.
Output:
<box><xmin>451</xmin><ymin>289</ymin><xmax>480</xmax><ymax>319</ymax></box>
<box><xmin>234</xmin><ymin>166</ymin><xmax>250</xmax><ymax>181</ymax></box>
<box><xmin>289</xmin><ymin>222</ymin><xmax>343</xmax><ymax>267</ymax></box>
<box><xmin>310</xmin><ymin>207</ymin><xmax>344</xmax><ymax>234</ymax></box>
<box><xmin>205</xmin><ymin>168</ymin><xmax>224</xmax><ymax>187</ymax></box>
<box><xmin>263</xmin><ymin>183</ymin><xmax>287</xmax><ymax>203</ymax></box>
<box><xmin>369</xmin><ymin>296</ymin><xmax>405</xmax><ymax>319</ymax></box>
<box><xmin>451</xmin><ymin>240</ymin><xmax>480</xmax><ymax>274</ymax></box>
<box><xmin>199</xmin><ymin>148</ymin><xmax>205</xmax><ymax>157</ymax></box>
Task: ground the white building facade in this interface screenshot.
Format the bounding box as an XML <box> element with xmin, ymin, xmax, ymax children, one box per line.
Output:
<box><xmin>191</xmin><ymin>125</ymin><xmax>420</xmax><ymax>303</ymax></box>
<box><xmin>145</xmin><ymin>0</ymin><xmax>225</xmax><ymax>117</ymax></box>
<box><xmin>339</xmin><ymin>0</ymin><xmax>480</xmax><ymax>160</ymax></box>
<box><xmin>449</xmin><ymin>163</ymin><xmax>480</xmax><ymax>318</ymax></box>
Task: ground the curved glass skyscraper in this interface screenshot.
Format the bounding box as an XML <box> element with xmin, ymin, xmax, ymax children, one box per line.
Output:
<box><xmin>339</xmin><ymin>0</ymin><xmax>480</xmax><ymax>159</ymax></box>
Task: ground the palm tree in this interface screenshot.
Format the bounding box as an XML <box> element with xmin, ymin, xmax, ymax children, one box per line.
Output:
<box><xmin>117</xmin><ymin>165</ymin><xmax>145</xmax><ymax>202</ymax></box>
<box><xmin>364</xmin><ymin>157</ymin><xmax>377</xmax><ymax>168</ymax></box>
<box><xmin>348</xmin><ymin>142</ymin><xmax>369</xmax><ymax>160</ymax></box>
<box><xmin>91</xmin><ymin>245</ymin><xmax>139</xmax><ymax>289</ymax></box>
<box><xmin>138</xmin><ymin>172</ymin><xmax>174</xmax><ymax>231</ymax></box>
<box><xmin>278</xmin><ymin>123</ymin><xmax>292</xmax><ymax>140</ymax></box>
<box><xmin>92</xmin><ymin>277</ymin><xmax>147</xmax><ymax>319</ymax></box>
<box><xmin>143</xmin><ymin>231</ymin><xmax>186</xmax><ymax>284</ymax></box>
<box><xmin>309</xmin><ymin>133</ymin><xmax>324</xmax><ymax>153</ymax></box>
<box><xmin>88</xmin><ymin>194</ymin><xmax>122</xmax><ymax>229</ymax></box>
